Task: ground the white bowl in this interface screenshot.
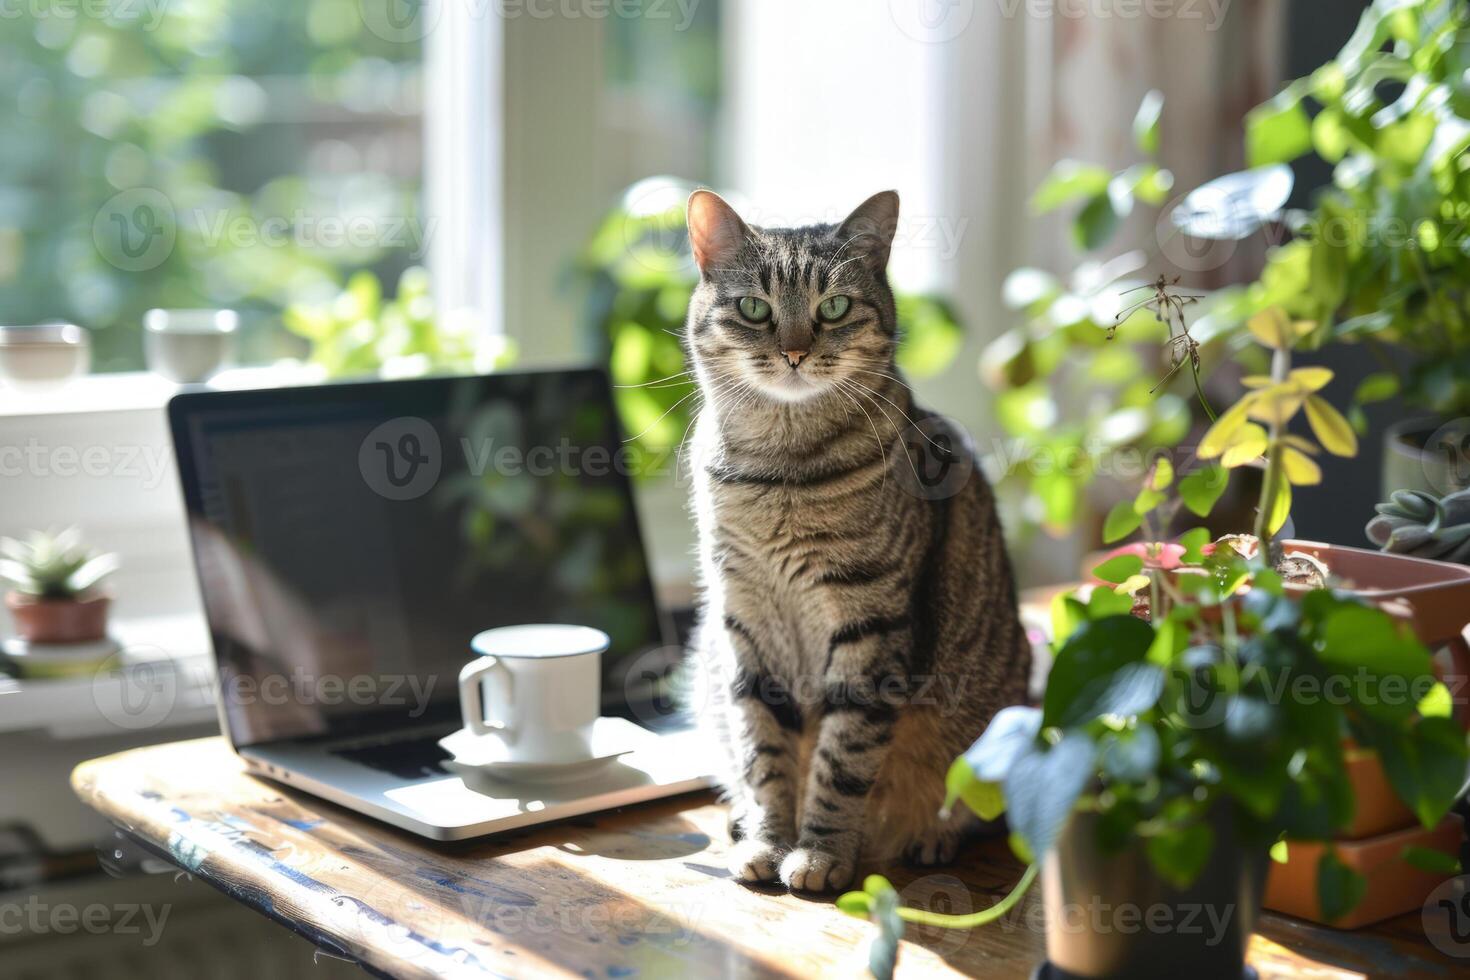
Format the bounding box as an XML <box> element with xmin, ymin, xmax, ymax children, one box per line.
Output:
<box><xmin>0</xmin><ymin>323</ymin><xmax>91</xmax><ymax>390</ymax></box>
<box><xmin>144</xmin><ymin>308</ymin><xmax>238</xmax><ymax>383</ymax></box>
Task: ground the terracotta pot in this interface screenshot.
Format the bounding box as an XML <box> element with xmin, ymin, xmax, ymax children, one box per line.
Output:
<box><xmin>5</xmin><ymin>591</ymin><xmax>110</xmax><ymax>643</ymax></box>
<box><xmin>1283</xmin><ymin>540</ymin><xmax>1470</xmax><ymax>725</ymax></box>
<box><xmin>1264</xmin><ymin>814</ymin><xmax>1464</xmax><ymax>929</ymax></box>
<box><xmin>1043</xmin><ymin>806</ymin><xmax>1268</xmax><ymax>980</ymax></box>
<box><xmin>1260</xmin><ymin>542</ymin><xmax>1470</xmax><ymax>926</ymax></box>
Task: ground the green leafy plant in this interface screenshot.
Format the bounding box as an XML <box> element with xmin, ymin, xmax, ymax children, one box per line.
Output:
<box><xmin>283</xmin><ymin>267</ymin><xmax>514</xmax><ymax>380</ymax></box>
<box><xmin>1232</xmin><ymin>0</ymin><xmax>1470</xmax><ymax>423</ymax></box>
<box><xmin>840</xmin><ymin>328</ymin><xmax>1465</xmax><ymax>960</ymax></box>
<box><xmin>0</xmin><ymin>528</ymin><xmax>118</xmax><ymax>600</ymax></box>
<box><xmin>1368</xmin><ymin>487</ymin><xmax>1470</xmax><ymax>562</ymax></box>
<box><xmin>987</xmin><ymin>0</ymin><xmax>1470</xmax><ymax>536</ymax></box>
<box><xmin>840</xmin><ymin>565</ymin><xmax>1464</xmax><ymax>959</ymax></box>
<box><xmin>842</xmin><ymin>534</ymin><xmax>1465</xmax><ymax>956</ymax></box>
<box><xmin>982</xmin><ymin>116</ymin><xmax>1192</xmax><ymax>535</ymax></box>
<box><xmin>0</xmin><ymin>3</ymin><xmax>424</xmax><ymax>370</ymax></box>
<box><xmin>578</xmin><ymin>178</ymin><xmax>966</xmax><ymax>464</ymax></box>
<box><xmin>1188</xmin><ymin>307</ymin><xmax>1359</xmax><ymax>552</ymax></box>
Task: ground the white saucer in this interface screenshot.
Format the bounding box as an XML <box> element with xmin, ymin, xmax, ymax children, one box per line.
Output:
<box><xmin>439</xmin><ymin>716</ymin><xmax>646</xmax><ymax>784</ymax></box>
<box><xmin>2</xmin><ymin>636</ymin><xmax>120</xmax><ymax>678</ymax></box>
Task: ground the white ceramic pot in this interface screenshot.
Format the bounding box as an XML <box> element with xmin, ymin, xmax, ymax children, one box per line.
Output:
<box><xmin>143</xmin><ymin>308</ymin><xmax>237</xmax><ymax>383</ymax></box>
<box><xmin>0</xmin><ymin>323</ymin><xmax>91</xmax><ymax>389</ymax></box>
<box><xmin>1382</xmin><ymin>417</ymin><xmax>1470</xmax><ymax>498</ymax></box>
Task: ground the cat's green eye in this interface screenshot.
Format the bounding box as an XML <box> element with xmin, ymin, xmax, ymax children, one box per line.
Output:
<box><xmin>737</xmin><ymin>296</ymin><xmax>772</xmax><ymax>323</ymax></box>
<box><xmin>818</xmin><ymin>295</ymin><xmax>851</xmax><ymax>322</ymax></box>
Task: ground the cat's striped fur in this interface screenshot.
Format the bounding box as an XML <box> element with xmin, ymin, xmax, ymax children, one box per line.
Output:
<box><xmin>683</xmin><ymin>190</ymin><xmax>1032</xmax><ymax>892</ymax></box>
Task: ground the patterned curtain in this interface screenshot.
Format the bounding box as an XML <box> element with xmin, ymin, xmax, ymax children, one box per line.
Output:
<box><xmin>1027</xmin><ymin>0</ymin><xmax>1288</xmax><ymax>285</ymax></box>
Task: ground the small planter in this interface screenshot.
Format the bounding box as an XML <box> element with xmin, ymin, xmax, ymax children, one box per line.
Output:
<box><xmin>5</xmin><ymin>591</ymin><xmax>110</xmax><ymax>644</ymax></box>
<box><xmin>1264</xmin><ymin>541</ymin><xmax>1470</xmax><ymax>926</ymax></box>
<box><xmin>1282</xmin><ymin>540</ymin><xmax>1470</xmax><ymax>722</ymax></box>
<box><xmin>1337</xmin><ymin>746</ymin><xmax>1416</xmax><ymax>840</ymax></box>
<box><xmin>1283</xmin><ymin>539</ymin><xmax>1470</xmax><ymax>640</ymax></box>
<box><xmin>1382</xmin><ymin>417</ymin><xmax>1466</xmax><ymax>499</ymax></box>
<box><xmin>1263</xmin><ymin>815</ymin><xmax>1464</xmax><ymax>929</ymax></box>
<box><xmin>1042</xmin><ymin>807</ymin><xmax>1268</xmax><ymax>980</ymax></box>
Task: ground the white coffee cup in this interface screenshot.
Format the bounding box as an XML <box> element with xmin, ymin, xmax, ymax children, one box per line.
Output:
<box><xmin>458</xmin><ymin>624</ymin><xmax>608</xmax><ymax>764</ymax></box>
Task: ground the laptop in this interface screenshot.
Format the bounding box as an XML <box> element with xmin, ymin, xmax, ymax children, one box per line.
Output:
<box><xmin>168</xmin><ymin>369</ymin><xmax>714</xmax><ymax>840</ymax></box>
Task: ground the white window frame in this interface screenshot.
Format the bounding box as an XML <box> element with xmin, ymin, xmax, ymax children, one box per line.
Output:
<box><xmin>424</xmin><ymin>2</ymin><xmax>504</xmax><ymax>343</ymax></box>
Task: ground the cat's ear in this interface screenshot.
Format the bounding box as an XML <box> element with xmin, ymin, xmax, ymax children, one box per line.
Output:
<box><xmin>687</xmin><ymin>190</ymin><xmax>751</xmax><ymax>276</ymax></box>
<box><xmin>836</xmin><ymin>190</ymin><xmax>900</xmax><ymax>271</ymax></box>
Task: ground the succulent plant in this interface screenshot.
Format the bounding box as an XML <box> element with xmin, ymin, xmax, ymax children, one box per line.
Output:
<box><xmin>0</xmin><ymin>528</ymin><xmax>119</xmax><ymax>599</ymax></box>
<box><xmin>1366</xmin><ymin>489</ymin><xmax>1470</xmax><ymax>564</ymax></box>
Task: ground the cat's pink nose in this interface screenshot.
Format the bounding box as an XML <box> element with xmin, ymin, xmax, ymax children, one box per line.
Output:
<box><xmin>783</xmin><ymin>350</ymin><xmax>808</xmax><ymax>368</ymax></box>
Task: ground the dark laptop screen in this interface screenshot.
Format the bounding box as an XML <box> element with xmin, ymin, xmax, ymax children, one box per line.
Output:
<box><xmin>169</xmin><ymin>370</ymin><xmax>666</xmax><ymax>749</ymax></box>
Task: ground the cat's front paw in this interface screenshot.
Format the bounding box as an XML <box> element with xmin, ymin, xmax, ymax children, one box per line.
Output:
<box><xmin>779</xmin><ymin>846</ymin><xmax>857</xmax><ymax>893</ymax></box>
<box><xmin>901</xmin><ymin>825</ymin><xmax>964</xmax><ymax>867</ymax></box>
<box><xmin>729</xmin><ymin>838</ymin><xmax>788</xmax><ymax>883</ymax></box>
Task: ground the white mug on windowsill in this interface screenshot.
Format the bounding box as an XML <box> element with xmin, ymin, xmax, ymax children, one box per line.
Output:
<box><xmin>457</xmin><ymin>624</ymin><xmax>608</xmax><ymax>765</ymax></box>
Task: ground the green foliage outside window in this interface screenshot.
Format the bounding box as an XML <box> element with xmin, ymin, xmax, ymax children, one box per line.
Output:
<box><xmin>0</xmin><ymin>1</ymin><xmax>423</xmax><ymax>371</ymax></box>
<box><xmin>283</xmin><ymin>266</ymin><xmax>515</xmax><ymax>380</ymax></box>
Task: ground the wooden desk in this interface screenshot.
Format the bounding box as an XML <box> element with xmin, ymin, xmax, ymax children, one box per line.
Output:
<box><xmin>72</xmin><ymin>738</ymin><xmax>1452</xmax><ymax>979</ymax></box>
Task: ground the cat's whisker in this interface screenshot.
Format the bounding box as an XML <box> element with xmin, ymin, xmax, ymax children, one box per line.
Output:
<box><xmin>622</xmin><ymin>386</ymin><xmax>705</xmax><ymax>444</ymax></box>
<box><xmin>705</xmin><ymin>266</ymin><xmax>761</xmax><ymax>288</ymax></box>
<box><xmin>842</xmin><ymin>377</ymin><xmax>946</xmax><ymax>452</ymax></box>
<box><xmin>826</xmin><ymin>232</ymin><xmax>866</xmax><ymax>269</ymax></box>
<box><xmin>834</xmin><ymin>379</ymin><xmax>889</xmax><ymax>491</ymax></box>
<box><xmin>614</xmin><ymin>369</ymin><xmax>692</xmax><ymax>389</ymax></box>
<box><xmin>677</xmin><ymin>375</ymin><xmax>750</xmax><ymax>471</ymax></box>
<box><xmin>823</xmin><ymin>252</ymin><xmax>867</xmax><ymax>280</ymax></box>
<box><xmin>847</xmin><ymin>366</ymin><xmax>916</xmax><ymax>395</ymax></box>
<box><xmin>841</xmin><ymin>379</ymin><xmax>923</xmax><ymax>488</ymax></box>
<box><xmin>827</xmin><ymin>383</ymin><xmax>854</xmax><ymax>423</ymax></box>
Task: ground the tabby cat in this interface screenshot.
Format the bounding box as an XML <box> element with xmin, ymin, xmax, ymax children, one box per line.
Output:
<box><xmin>683</xmin><ymin>189</ymin><xmax>1032</xmax><ymax>892</ymax></box>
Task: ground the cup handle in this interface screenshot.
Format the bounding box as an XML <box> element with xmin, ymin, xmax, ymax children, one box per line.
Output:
<box><xmin>459</xmin><ymin>656</ymin><xmax>516</xmax><ymax>741</ymax></box>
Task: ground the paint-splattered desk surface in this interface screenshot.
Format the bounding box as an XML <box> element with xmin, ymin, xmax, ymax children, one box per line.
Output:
<box><xmin>73</xmin><ymin>738</ymin><xmax>1451</xmax><ymax>979</ymax></box>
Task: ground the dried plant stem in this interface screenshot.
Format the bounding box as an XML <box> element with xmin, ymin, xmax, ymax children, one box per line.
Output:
<box><xmin>1189</xmin><ymin>357</ymin><xmax>1217</xmax><ymax>422</ymax></box>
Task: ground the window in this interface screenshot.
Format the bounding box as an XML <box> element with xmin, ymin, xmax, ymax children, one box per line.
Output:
<box><xmin>602</xmin><ymin>2</ymin><xmax>722</xmax><ymax>191</ymax></box>
<box><xmin>0</xmin><ymin>1</ymin><xmax>423</xmax><ymax>372</ymax></box>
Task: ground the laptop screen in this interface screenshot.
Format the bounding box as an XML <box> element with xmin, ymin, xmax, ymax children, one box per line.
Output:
<box><xmin>169</xmin><ymin>370</ymin><xmax>667</xmax><ymax>749</ymax></box>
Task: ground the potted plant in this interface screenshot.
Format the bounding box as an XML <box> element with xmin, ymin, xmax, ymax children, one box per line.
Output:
<box><xmin>1</xmin><ymin>529</ymin><xmax>119</xmax><ymax>644</ymax></box>
<box><xmin>839</xmin><ymin>315</ymin><xmax>1469</xmax><ymax>975</ymax></box>
<box><xmin>1120</xmin><ymin>303</ymin><xmax>1470</xmax><ymax>927</ymax></box>
<box><xmin>1369</xmin><ymin>488</ymin><xmax>1470</xmax><ymax>565</ymax></box>
<box><xmin>987</xmin><ymin>0</ymin><xmax>1470</xmax><ymax>538</ymax></box>
<box><xmin>840</xmin><ymin>555</ymin><xmax>1464</xmax><ymax>976</ymax></box>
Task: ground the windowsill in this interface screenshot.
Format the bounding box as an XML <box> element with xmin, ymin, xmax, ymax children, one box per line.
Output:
<box><xmin>0</xmin><ymin>612</ymin><xmax>217</xmax><ymax>739</ymax></box>
<box><xmin>0</xmin><ymin>364</ymin><xmax>324</xmax><ymax>419</ymax></box>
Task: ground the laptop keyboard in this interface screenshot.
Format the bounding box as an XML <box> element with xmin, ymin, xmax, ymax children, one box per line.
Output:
<box><xmin>330</xmin><ymin>735</ymin><xmax>451</xmax><ymax>781</ymax></box>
